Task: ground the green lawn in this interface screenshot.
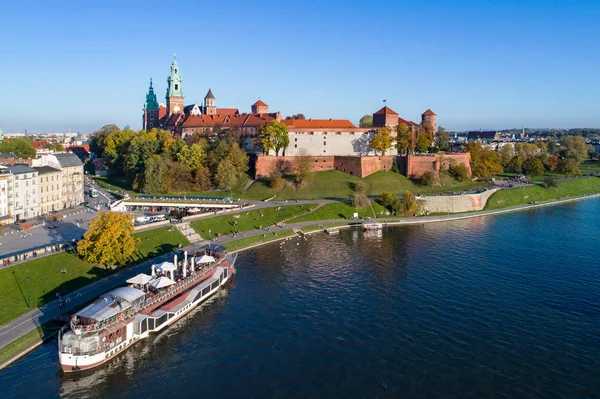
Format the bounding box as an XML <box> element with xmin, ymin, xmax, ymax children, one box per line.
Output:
<box><xmin>224</xmin><ymin>229</ymin><xmax>296</xmax><ymax>252</ymax></box>
<box><xmin>0</xmin><ymin>227</ymin><xmax>189</xmax><ymax>326</ymax></box>
<box><xmin>190</xmin><ymin>205</ymin><xmax>315</xmax><ymax>239</ymax></box>
<box><xmin>286</xmin><ymin>202</ymin><xmax>388</xmax><ymax>223</ymax></box>
<box><xmin>485</xmin><ymin>177</ymin><xmax>600</xmax><ymax>210</ymax></box>
<box><xmin>0</xmin><ymin>321</ymin><xmax>62</xmax><ymax>367</ymax></box>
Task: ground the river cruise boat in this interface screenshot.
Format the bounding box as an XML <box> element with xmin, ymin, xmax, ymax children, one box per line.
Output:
<box><xmin>58</xmin><ymin>245</ymin><xmax>236</xmax><ymax>373</ymax></box>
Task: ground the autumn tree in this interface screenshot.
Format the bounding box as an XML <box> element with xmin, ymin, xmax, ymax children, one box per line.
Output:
<box><xmin>498</xmin><ymin>145</ymin><xmax>515</xmax><ymax>167</ymax></box>
<box><xmin>294</xmin><ymin>150</ymin><xmax>314</xmax><ymax>186</ymax></box>
<box><xmin>370</xmin><ymin>127</ymin><xmax>392</xmax><ymax>155</ymax></box>
<box><xmin>259</xmin><ymin>120</ymin><xmax>289</xmax><ymax>156</ymax></box>
<box><xmin>465</xmin><ymin>142</ymin><xmax>503</xmax><ymax>178</ymax></box>
<box><xmin>0</xmin><ymin>138</ymin><xmax>36</xmax><ymax>158</ymax></box>
<box><xmin>177</xmin><ymin>142</ymin><xmax>207</xmax><ymax>171</ymax></box>
<box><xmin>523</xmin><ymin>158</ymin><xmax>545</xmax><ymax>176</ymax></box>
<box><xmin>77</xmin><ymin>212</ymin><xmax>140</xmax><ymax>267</ymax></box>
<box><xmin>226</xmin><ymin>142</ymin><xmax>249</xmax><ymax>178</ymax></box>
<box><xmin>449</xmin><ymin>163</ymin><xmax>470</xmax><ymax>182</ymax></box>
<box><xmin>359</xmin><ymin>115</ymin><xmax>373</xmax><ymax>128</ymax></box>
<box><xmin>434</xmin><ymin>126</ymin><xmax>449</xmax><ymax>151</ymax></box>
<box><xmin>215</xmin><ymin>159</ymin><xmax>238</xmax><ymax>190</ymax></box>
<box><xmin>420</xmin><ymin>171</ymin><xmax>437</xmax><ymax>187</ymax></box>
<box><xmin>546</xmin><ymin>155</ymin><xmax>559</xmax><ymax>172</ymax></box>
<box><xmin>194</xmin><ymin>165</ymin><xmax>212</xmax><ymax>191</ymax></box>
<box><xmin>560</xmin><ymin>136</ymin><xmax>588</xmax><ymax>163</ymax></box>
<box><xmin>396</xmin><ymin>123</ymin><xmax>411</xmax><ymax>155</ymax></box>
<box><xmin>142</xmin><ymin>155</ymin><xmax>170</xmax><ymax>193</ymax></box>
<box><xmin>399</xmin><ymin>191</ymin><xmax>418</xmax><ymax>216</ymax></box>
<box><xmin>168</xmin><ymin>162</ymin><xmax>194</xmax><ymax>192</ymax></box>
<box><xmin>557</xmin><ymin>158</ymin><xmax>581</xmax><ymax>175</ymax></box>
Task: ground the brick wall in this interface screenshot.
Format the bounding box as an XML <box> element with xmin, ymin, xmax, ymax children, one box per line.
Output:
<box><xmin>255</xmin><ymin>156</ymin><xmax>335</xmax><ymax>178</ymax></box>
<box><xmin>400</xmin><ymin>153</ymin><xmax>471</xmax><ymax>179</ymax></box>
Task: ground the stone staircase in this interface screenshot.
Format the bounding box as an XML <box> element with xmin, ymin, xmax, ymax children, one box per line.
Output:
<box><xmin>176</xmin><ymin>222</ymin><xmax>203</xmax><ymax>243</ymax></box>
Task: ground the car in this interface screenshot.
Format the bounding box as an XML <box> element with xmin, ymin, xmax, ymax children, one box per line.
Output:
<box><xmin>14</xmin><ymin>219</ymin><xmax>28</xmax><ymax>225</ymax></box>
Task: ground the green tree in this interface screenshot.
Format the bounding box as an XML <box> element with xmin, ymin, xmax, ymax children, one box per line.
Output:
<box><xmin>45</xmin><ymin>141</ymin><xmax>65</xmax><ymax>152</ymax></box>
<box><xmin>415</xmin><ymin>133</ymin><xmax>431</xmax><ymax>153</ymax></box>
<box><xmin>498</xmin><ymin>145</ymin><xmax>515</xmax><ymax>167</ymax></box>
<box><xmin>77</xmin><ymin>211</ymin><xmax>140</xmax><ymax>267</ymax></box>
<box><xmin>359</xmin><ymin>114</ymin><xmax>373</xmax><ymax>128</ymax></box>
<box><xmin>208</xmin><ymin>140</ymin><xmax>231</xmax><ymax>173</ymax></box>
<box><xmin>378</xmin><ymin>191</ymin><xmax>397</xmax><ymax>210</ymax></box>
<box><xmin>560</xmin><ymin>136</ymin><xmax>588</xmax><ymax>162</ymax></box>
<box><xmin>294</xmin><ymin>150</ymin><xmax>314</xmax><ymax>186</ymax></box>
<box><xmin>465</xmin><ymin>142</ymin><xmax>503</xmax><ymax>178</ymax></box>
<box><xmin>556</xmin><ymin>158</ymin><xmax>581</xmax><ymax>175</ymax></box>
<box><xmin>178</xmin><ymin>142</ymin><xmax>207</xmax><ymax>171</ymax></box>
<box><xmin>396</xmin><ymin>123</ymin><xmax>411</xmax><ymax>155</ymax></box>
<box><xmin>169</xmin><ymin>139</ymin><xmax>186</xmax><ymax>162</ymax></box>
<box><xmin>434</xmin><ymin>126</ymin><xmax>449</xmax><ymax>151</ymax></box>
<box><xmin>91</xmin><ymin>124</ymin><xmax>120</xmax><ymax>155</ymax></box>
<box><xmin>0</xmin><ymin>138</ymin><xmax>36</xmax><ymax>158</ymax></box>
<box><xmin>542</xmin><ymin>175</ymin><xmax>558</xmax><ymax>188</ymax></box>
<box><xmin>399</xmin><ymin>191</ymin><xmax>418</xmax><ymax>216</ymax></box>
<box><xmin>370</xmin><ymin>127</ymin><xmax>392</xmax><ymax>155</ymax></box>
<box><xmin>523</xmin><ymin>158</ymin><xmax>545</xmax><ymax>176</ymax></box>
<box><xmin>507</xmin><ymin>155</ymin><xmax>524</xmax><ymax>173</ymax></box>
<box><xmin>215</xmin><ymin>159</ymin><xmax>238</xmax><ymax>190</ymax></box>
<box><xmin>449</xmin><ymin>163</ymin><xmax>470</xmax><ymax>182</ymax></box>
<box><xmin>142</xmin><ymin>155</ymin><xmax>170</xmax><ymax>193</ymax></box>
<box><xmin>420</xmin><ymin>171</ymin><xmax>437</xmax><ymax>187</ymax></box>
<box><xmin>167</xmin><ymin>162</ymin><xmax>194</xmax><ymax>192</ymax></box>
<box><xmin>259</xmin><ymin>120</ymin><xmax>289</xmax><ymax>156</ymax></box>
<box><xmin>226</xmin><ymin>142</ymin><xmax>249</xmax><ymax>177</ymax></box>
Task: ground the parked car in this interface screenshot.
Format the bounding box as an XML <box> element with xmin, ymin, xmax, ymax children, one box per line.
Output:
<box><xmin>14</xmin><ymin>219</ymin><xmax>28</xmax><ymax>225</ymax></box>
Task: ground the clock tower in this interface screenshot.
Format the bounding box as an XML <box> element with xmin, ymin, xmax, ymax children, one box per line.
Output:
<box><xmin>166</xmin><ymin>55</ymin><xmax>184</xmax><ymax>117</ymax></box>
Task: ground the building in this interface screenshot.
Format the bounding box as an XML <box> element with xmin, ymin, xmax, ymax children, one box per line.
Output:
<box><xmin>6</xmin><ymin>164</ymin><xmax>39</xmax><ymax>221</ymax></box>
<box><xmin>467</xmin><ymin>130</ymin><xmax>500</xmax><ymax>142</ymax></box>
<box><xmin>54</xmin><ymin>153</ymin><xmax>84</xmax><ymax>208</ymax></box>
<box><xmin>0</xmin><ymin>166</ymin><xmax>13</xmax><ymax>225</ymax></box>
<box><xmin>34</xmin><ymin>166</ymin><xmax>62</xmax><ymax>214</ymax></box>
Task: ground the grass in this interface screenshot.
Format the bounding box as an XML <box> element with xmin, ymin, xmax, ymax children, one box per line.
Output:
<box><xmin>485</xmin><ymin>176</ymin><xmax>600</xmax><ymax>210</ymax></box>
<box><xmin>190</xmin><ymin>205</ymin><xmax>315</xmax><ymax>239</ymax></box>
<box><xmin>0</xmin><ymin>321</ymin><xmax>63</xmax><ymax>368</ymax></box>
<box><xmin>286</xmin><ymin>202</ymin><xmax>387</xmax><ymax>223</ymax></box>
<box><xmin>0</xmin><ymin>227</ymin><xmax>189</xmax><ymax>326</ymax></box>
<box><xmin>224</xmin><ymin>229</ymin><xmax>296</xmax><ymax>252</ymax></box>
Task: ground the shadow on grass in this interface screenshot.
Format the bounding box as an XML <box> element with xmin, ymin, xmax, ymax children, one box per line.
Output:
<box><xmin>11</xmin><ymin>271</ymin><xmax>28</xmax><ymax>308</ymax></box>
<box><xmin>39</xmin><ymin>266</ymin><xmax>113</xmax><ymax>307</ymax></box>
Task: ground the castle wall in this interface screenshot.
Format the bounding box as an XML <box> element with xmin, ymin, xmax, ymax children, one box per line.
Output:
<box><xmin>400</xmin><ymin>153</ymin><xmax>472</xmax><ymax>179</ymax></box>
<box><xmin>418</xmin><ymin>188</ymin><xmax>499</xmax><ymax>213</ymax></box>
<box><xmin>255</xmin><ymin>156</ymin><xmax>335</xmax><ymax>178</ymax></box>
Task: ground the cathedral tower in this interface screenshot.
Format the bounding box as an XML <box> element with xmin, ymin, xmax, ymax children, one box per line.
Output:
<box><xmin>166</xmin><ymin>56</ymin><xmax>184</xmax><ymax>116</ymax></box>
<box><xmin>143</xmin><ymin>78</ymin><xmax>160</xmax><ymax>130</ymax></box>
<box><xmin>204</xmin><ymin>88</ymin><xmax>216</xmax><ymax>115</ymax></box>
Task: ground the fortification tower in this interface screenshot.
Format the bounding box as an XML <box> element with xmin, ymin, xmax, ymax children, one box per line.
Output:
<box><xmin>421</xmin><ymin>109</ymin><xmax>437</xmax><ymax>133</ymax></box>
<box><xmin>372</xmin><ymin>106</ymin><xmax>399</xmax><ymax>129</ymax></box>
<box><xmin>166</xmin><ymin>56</ymin><xmax>184</xmax><ymax>117</ymax></box>
<box><xmin>251</xmin><ymin>99</ymin><xmax>269</xmax><ymax>114</ymax></box>
<box><xmin>143</xmin><ymin>78</ymin><xmax>160</xmax><ymax>130</ymax></box>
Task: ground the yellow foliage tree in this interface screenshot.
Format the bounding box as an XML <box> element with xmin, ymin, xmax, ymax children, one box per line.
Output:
<box><xmin>370</xmin><ymin>127</ymin><xmax>393</xmax><ymax>155</ymax></box>
<box><xmin>77</xmin><ymin>211</ymin><xmax>139</xmax><ymax>267</ymax></box>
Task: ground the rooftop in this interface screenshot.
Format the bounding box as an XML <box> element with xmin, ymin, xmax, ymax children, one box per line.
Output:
<box><xmin>373</xmin><ymin>106</ymin><xmax>398</xmax><ymax>116</ymax></box>
<box><xmin>55</xmin><ymin>152</ymin><xmax>84</xmax><ymax>167</ymax></box>
<box><xmin>282</xmin><ymin>119</ymin><xmax>357</xmax><ymax>129</ymax></box>
<box><xmin>34</xmin><ymin>165</ymin><xmax>62</xmax><ymax>175</ymax></box>
<box><xmin>6</xmin><ymin>164</ymin><xmax>37</xmax><ymax>174</ymax></box>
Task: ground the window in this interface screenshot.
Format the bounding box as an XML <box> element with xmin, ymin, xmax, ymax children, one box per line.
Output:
<box><xmin>323</xmin><ymin>141</ymin><xmax>326</xmax><ymax>146</ymax></box>
<box><xmin>294</xmin><ymin>144</ymin><xmax>297</xmax><ymax>148</ymax></box>
<box><xmin>175</xmin><ymin>84</ymin><xmax>178</xmax><ymax>91</ymax></box>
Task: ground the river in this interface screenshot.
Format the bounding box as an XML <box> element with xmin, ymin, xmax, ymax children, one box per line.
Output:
<box><xmin>1</xmin><ymin>198</ymin><xmax>599</xmax><ymax>398</ymax></box>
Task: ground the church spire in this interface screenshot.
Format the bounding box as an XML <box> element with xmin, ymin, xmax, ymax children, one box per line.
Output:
<box><xmin>145</xmin><ymin>78</ymin><xmax>159</xmax><ymax>111</ymax></box>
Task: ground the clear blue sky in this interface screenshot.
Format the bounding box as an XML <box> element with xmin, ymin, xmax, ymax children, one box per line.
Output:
<box><xmin>1</xmin><ymin>0</ymin><xmax>599</xmax><ymax>133</ymax></box>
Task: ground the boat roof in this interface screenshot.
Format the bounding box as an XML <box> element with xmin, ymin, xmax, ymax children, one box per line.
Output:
<box><xmin>75</xmin><ymin>287</ymin><xmax>146</xmax><ymax>322</ymax></box>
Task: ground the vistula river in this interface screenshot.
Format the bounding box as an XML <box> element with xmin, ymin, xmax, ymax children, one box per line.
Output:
<box><xmin>1</xmin><ymin>198</ymin><xmax>599</xmax><ymax>398</ymax></box>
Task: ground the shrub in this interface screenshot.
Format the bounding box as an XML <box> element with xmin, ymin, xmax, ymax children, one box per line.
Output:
<box><xmin>378</xmin><ymin>191</ymin><xmax>397</xmax><ymax>209</ymax></box>
<box><xmin>542</xmin><ymin>176</ymin><xmax>558</xmax><ymax>188</ymax></box>
<box><xmin>420</xmin><ymin>171</ymin><xmax>437</xmax><ymax>187</ymax></box>
<box><xmin>352</xmin><ymin>193</ymin><xmax>370</xmax><ymax>209</ymax></box>
<box><xmin>449</xmin><ymin>163</ymin><xmax>470</xmax><ymax>182</ymax></box>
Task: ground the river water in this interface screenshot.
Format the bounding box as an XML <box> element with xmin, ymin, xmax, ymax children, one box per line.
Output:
<box><xmin>1</xmin><ymin>198</ymin><xmax>599</xmax><ymax>398</ymax></box>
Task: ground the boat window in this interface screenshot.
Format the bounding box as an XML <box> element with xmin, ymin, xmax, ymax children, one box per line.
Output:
<box><xmin>202</xmin><ymin>287</ymin><xmax>210</xmax><ymax>296</ymax></box>
<box><xmin>141</xmin><ymin>319</ymin><xmax>147</xmax><ymax>334</ymax></box>
<box><xmin>211</xmin><ymin>281</ymin><xmax>219</xmax><ymax>290</ymax></box>
<box><xmin>148</xmin><ymin>318</ymin><xmax>155</xmax><ymax>330</ymax></box>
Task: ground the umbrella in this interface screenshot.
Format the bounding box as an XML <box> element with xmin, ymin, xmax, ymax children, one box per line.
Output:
<box><xmin>195</xmin><ymin>255</ymin><xmax>215</xmax><ymax>264</ymax></box>
<box><xmin>149</xmin><ymin>276</ymin><xmax>176</xmax><ymax>289</ymax></box>
<box><xmin>155</xmin><ymin>261</ymin><xmax>177</xmax><ymax>272</ymax></box>
<box><xmin>126</xmin><ymin>273</ymin><xmax>154</xmax><ymax>285</ymax></box>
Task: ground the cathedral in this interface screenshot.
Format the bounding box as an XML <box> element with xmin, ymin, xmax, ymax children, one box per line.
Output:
<box><xmin>143</xmin><ymin>56</ymin><xmax>281</xmax><ymax>136</ymax></box>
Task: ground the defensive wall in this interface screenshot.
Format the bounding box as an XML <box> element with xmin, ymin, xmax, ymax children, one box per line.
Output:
<box><xmin>255</xmin><ymin>153</ymin><xmax>471</xmax><ymax>179</ymax></box>
<box><xmin>398</xmin><ymin>153</ymin><xmax>472</xmax><ymax>179</ymax></box>
<box><xmin>417</xmin><ymin>188</ymin><xmax>500</xmax><ymax>213</ymax></box>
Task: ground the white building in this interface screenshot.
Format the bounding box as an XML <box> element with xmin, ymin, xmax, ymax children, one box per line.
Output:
<box><xmin>6</xmin><ymin>164</ymin><xmax>39</xmax><ymax>221</ymax></box>
<box><xmin>0</xmin><ymin>166</ymin><xmax>13</xmax><ymax>225</ymax></box>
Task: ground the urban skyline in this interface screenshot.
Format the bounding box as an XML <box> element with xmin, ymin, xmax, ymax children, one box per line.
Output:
<box><xmin>1</xmin><ymin>0</ymin><xmax>599</xmax><ymax>133</ymax></box>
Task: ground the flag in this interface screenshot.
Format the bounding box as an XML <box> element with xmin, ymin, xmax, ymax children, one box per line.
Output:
<box><xmin>383</xmin><ymin>99</ymin><xmax>386</xmax><ymax>103</ymax></box>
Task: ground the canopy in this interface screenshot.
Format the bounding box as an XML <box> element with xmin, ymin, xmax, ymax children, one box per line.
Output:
<box><xmin>155</xmin><ymin>261</ymin><xmax>177</xmax><ymax>272</ymax></box>
<box><xmin>150</xmin><ymin>276</ymin><xmax>176</xmax><ymax>289</ymax></box>
<box><xmin>195</xmin><ymin>254</ymin><xmax>215</xmax><ymax>264</ymax></box>
<box><xmin>126</xmin><ymin>273</ymin><xmax>154</xmax><ymax>285</ymax></box>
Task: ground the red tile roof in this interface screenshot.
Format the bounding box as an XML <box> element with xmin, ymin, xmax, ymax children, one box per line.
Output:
<box><xmin>31</xmin><ymin>141</ymin><xmax>46</xmax><ymax>149</ymax></box>
<box><xmin>180</xmin><ymin>113</ymin><xmax>276</xmax><ymax>128</ymax></box>
<box><xmin>282</xmin><ymin>119</ymin><xmax>356</xmax><ymax>129</ymax></box>
<box><xmin>252</xmin><ymin>100</ymin><xmax>268</xmax><ymax>107</ymax></box>
<box><xmin>422</xmin><ymin>109</ymin><xmax>436</xmax><ymax>116</ymax></box>
<box><xmin>373</xmin><ymin>106</ymin><xmax>398</xmax><ymax>115</ymax></box>
<box><xmin>398</xmin><ymin>117</ymin><xmax>419</xmax><ymax>127</ymax></box>
<box><xmin>159</xmin><ymin>105</ymin><xmax>167</xmax><ymax>119</ymax></box>
<box><xmin>216</xmin><ymin>108</ymin><xmax>239</xmax><ymax>115</ymax></box>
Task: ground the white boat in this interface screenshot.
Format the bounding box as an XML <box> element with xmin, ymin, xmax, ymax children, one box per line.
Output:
<box><xmin>362</xmin><ymin>222</ymin><xmax>383</xmax><ymax>232</ymax></box>
<box><xmin>58</xmin><ymin>244</ymin><xmax>236</xmax><ymax>373</ymax></box>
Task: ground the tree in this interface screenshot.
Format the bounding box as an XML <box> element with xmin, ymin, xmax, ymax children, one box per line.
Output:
<box><xmin>285</xmin><ymin>114</ymin><xmax>306</xmax><ymax>120</ymax></box>
<box><xmin>226</xmin><ymin>142</ymin><xmax>249</xmax><ymax>177</ymax></box>
<box><xmin>542</xmin><ymin>175</ymin><xmax>558</xmax><ymax>188</ymax></box>
<box><xmin>178</xmin><ymin>142</ymin><xmax>207</xmax><ymax>172</ymax></box>
<box><xmin>399</xmin><ymin>191</ymin><xmax>418</xmax><ymax>216</ymax></box>
<box><xmin>434</xmin><ymin>126</ymin><xmax>449</xmax><ymax>151</ymax></box>
<box><xmin>168</xmin><ymin>162</ymin><xmax>194</xmax><ymax>192</ymax></box>
<box><xmin>465</xmin><ymin>142</ymin><xmax>503</xmax><ymax>178</ymax></box>
<box><xmin>0</xmin><ymin>138</ymin><xmax>36</xmax><ymax>158</ymax></box>
<box><xmin>420</xmin><ymin>171</ymin><xmax>437</xmax><ymax>187</ymax></box>
<box><xmin>359</xmin><ymin>115</ymin><xmax>373</xmax><ymax>128</ymax></box>
<box><xmin>45</xmin><ymin>141</ymin><xmax>65</xmax><ymax>152</ymax></box>
<box><xmin>560</xmin><ymin>136</ymin><xmax>588</xmax><ymax>163</ymax></box>
<box><xmin>142</xmin><ymin>155</ymin><xmax>170</xmax><ymax>193</ymax></box>
<box><xmin>91</xmin><ymin>124</ymin><xmax>120</xmax><ymax>155</ymax></box>
<box><xmin>215</xmin><ymin>159</ymin><xmax>238</xmax><ymax>190</ymax></box>
<box><xmin>415</xmin><ymin>132</ymin><xmax>432</xmax><ymax>153</ymax></box>
<box><xmin>507</xmin><ymin>155</ymin><xmax>524</xmax><ymax>173</ymax></box>
<box><xmin>396</xmin><ymin>123</ymin><xmax>411</xmax><ymax>155</ymax></box>
<box><xmin>77</xmin><ymin>212</ymin><xmax>139</xmax><ymax>267</ymax></box>
<box><xmin>259</xmin><ymin>120</ymin><xmax>289</xmax><ymax>156</ymax></box>
<box><xmin>523</xmin><ymin>158</ymin><xmax>545</xmax><ymax>176</ymax></box>
<box><xmin>208</xmin><ymin>140</ymin><xmax>231</xmax><ymax>173</ymax></box>
<box><xmin>378</xmin><ymin>191</ymin><xmax>397</xmax><ymax>210</ymax></box>
<box><xmin>352</xmin><ymin>193</ymin><xmax>370</xmax><ymax>209</ymax></box>
<box><xmin>294</xmin><ymin>150</ymin><xmax>314</xmax><ymax>186</ymax></box>
<box><xmin>194</xmin><ymin>165</ymin><xmax>212</xmax><ymax>191</ymax></box>
<box><xmin>556</xmin><ymin>158</ymin><xmax>581</xmax><ymax>175</ymax></box>
<box><xmin>449</xmin><ymin>163</ymin><xmax>470</xmax><ymax>182</ymax></box>
<box><xmin>370</xmin><ymin>127</ymin><xmax>392</xmax><ymax>155</ymax></box>
<box><xmin>498</xmin><ymin>145</ymin><xmax>515</xmax><ymax>167</ymax></box>
<box><xmin>546</xmin><ymin>155</ymin><xmax>559</xmax><ymax>172</ymax></box>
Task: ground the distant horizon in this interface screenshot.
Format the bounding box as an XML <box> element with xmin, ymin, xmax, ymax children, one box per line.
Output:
<box><xmin>1</xmin><ymin>1</ymin><xmax>599</xmax><ymax>133</ymax></box>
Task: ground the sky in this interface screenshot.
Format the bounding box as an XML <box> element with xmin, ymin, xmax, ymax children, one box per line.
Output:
<box><xmin>1</xmin><ymin>0</ymin><xmax>599</xmax><ymax>133</ymax></box>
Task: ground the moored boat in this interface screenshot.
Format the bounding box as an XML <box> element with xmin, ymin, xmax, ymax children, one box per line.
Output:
<box><xmin>58</xmin><ymin>244</ymin><xmax>236</xmax><ymax>373</ymax></box>
<box><xmin>362</xmin><ymin>222</ymin><xmax>383</xmax><ymax>232</ymax></box>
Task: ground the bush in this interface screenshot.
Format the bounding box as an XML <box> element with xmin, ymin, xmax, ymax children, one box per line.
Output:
<box><xmin>449</xmin><ymin>163</ymin><xmax>470</xmax><ymax>182</ymax></box>
<box><xmin>352</xmin><ymin>193</ymin><xmax>370</xmax><ymax>209</ymax></box>
<box><xmin>378</xmin><ymin>191</ymin><xmax>397</xmax><ymax>209</ymax></box>
<box><xmin>420</xmin><ymin>171</ymin><xmax>437</xmax><ymax>187</ymax></box>
<box><xmin>391</xmin><ymin>157</ymin><xmax>399</xmax><ymax>173</ymax></box>
<box><xmin>350</xmin><ymin>181</ymin><xmax>369</xmax><ymax>194</ymax></box>
<box><xmin>542</xmin><ymin>176</ymin><xmax>558</xmax><ymax>188</ymax></box>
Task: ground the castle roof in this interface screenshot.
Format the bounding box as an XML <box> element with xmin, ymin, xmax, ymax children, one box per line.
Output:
<box><xmin>282</xmin><ymin>119</ymin><xmax>356</xmax><ymax>129</ymax></box>
<box><xmin>422</xmin><ymin>109</ymin><xmax>436</xmax><ymax>116</ymax></box>
<box><xmin>398</xmin><ymin>117</ymin><xmax>419</xmax><ymax>127</ymax></box>
<box><xmin>216</xmin><ymin>108</ymin><xmax>239</xmax><ymax>115</ymax></box>
<box><xmin>181</xmin><ymin>113</ymin><xmax>276</xmax><ymax>128</ymax></box>
<box><xmin>205</xmin><ymin>88</ymin><xmax>215</xmax><ymax>99</ymax></box>
<box><xmin>373</xmin><ymin>106</ymin><xmax>398</xmax><ymax>115</ymax></box>
<box><xmin>159</xmin><ymin>105</ymin><xmax>167</xmax><ymax>119</ymax></box>
<box><xmin>252</xmin><ymin>99</ymin><xmax>268</xmax><ymax>107</ymax></box>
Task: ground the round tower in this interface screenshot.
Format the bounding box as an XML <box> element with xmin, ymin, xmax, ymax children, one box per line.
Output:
<box><xmin>421</xmin><ymin>109</ymin><xmax>437</xmax><ymax>133</ymax></box>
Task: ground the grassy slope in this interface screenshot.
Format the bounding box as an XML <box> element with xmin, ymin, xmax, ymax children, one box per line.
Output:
<box><xmin>190</xmin><ymin>205</ymin><xmax>315</xmax><ymax>239</ymax></box>
<box><xmin>0</xmin><ymin>227</ymin><xmax>189</xmax><ymax>326</ymax></box>
<box><xmin>224</xmin><ymin>229</ymin><xmax>296</xmax><ymax>252</ymax></box>
<box><xmin>286</xmin><ymin>202</ymin><xmax>387</xmax><ymax>223</ymax></box>
<box><xmin>485</xmin><ymin>177</ymin><xmax>600</xmax><ymax>210</ymax></box>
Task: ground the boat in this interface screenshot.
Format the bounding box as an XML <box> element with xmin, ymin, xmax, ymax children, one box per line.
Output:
<box><xmin>324</xmin><ymin>228</ymin><xmax>339</xmax><ymax>235</ymax></box>
<box><xmin>362</xmin><ymin>222</ymin><xmax>383</xmax><ymax>232</ymax></box>
<box><xmin>58</xmin><ymin>244</ymin><xmax>236</xmax><ymax>373</ymax></box>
